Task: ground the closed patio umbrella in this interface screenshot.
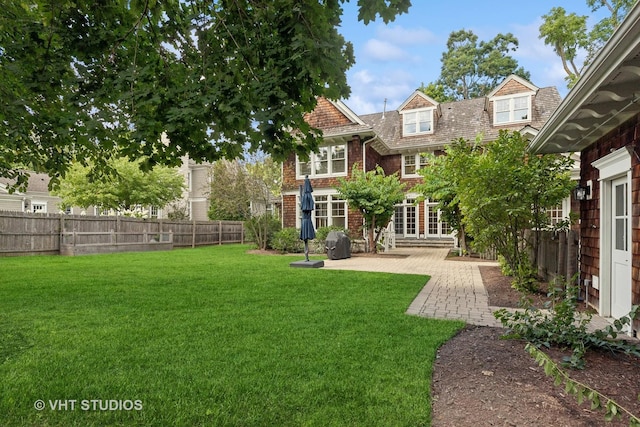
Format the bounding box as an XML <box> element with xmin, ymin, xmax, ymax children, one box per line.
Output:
<box><xmin>299</xmin><ymin>176</ymin><xmax>316</xmax><ymax>261</ymax></box>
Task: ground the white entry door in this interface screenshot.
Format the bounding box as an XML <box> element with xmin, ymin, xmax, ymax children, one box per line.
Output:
<box><xmin>611</xmin><ymin>177</ymin><xmax>631</xmax><ymax>319</ymax></box>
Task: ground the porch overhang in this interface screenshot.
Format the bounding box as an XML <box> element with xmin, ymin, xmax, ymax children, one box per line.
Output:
<box><xmin>529</xmin><ymin>3</ymin><xmax>640</xmax><ymax>154</ymax></box>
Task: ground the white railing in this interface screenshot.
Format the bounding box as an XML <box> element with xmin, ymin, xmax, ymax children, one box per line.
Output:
<box><xmin>379</xmin><ymin>221</ymin><xmax>396</xmax><ymax>252</ymax></box>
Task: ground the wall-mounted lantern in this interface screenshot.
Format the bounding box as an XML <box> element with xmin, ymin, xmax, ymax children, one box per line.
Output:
<box><xmin>574</xmin><ymin>180</ymin><xmax>593</xmax><ymax>201</ymax></box>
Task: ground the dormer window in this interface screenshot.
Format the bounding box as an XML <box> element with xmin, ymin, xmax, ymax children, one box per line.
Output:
<box><xmin>402</xmin><ymin>108</ymin><xmax>434</xmax><ymax>136</ymax></box>
<box><xmin>494</xmin><ymin>94</ymin><xmax>531</xmax><ymax>125</ymax></box>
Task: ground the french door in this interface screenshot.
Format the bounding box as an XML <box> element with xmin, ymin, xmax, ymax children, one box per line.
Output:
<box><xmin>394</xmin><ymin>199</ymin><xmax>417</xmax><ymax>238</ymax></box>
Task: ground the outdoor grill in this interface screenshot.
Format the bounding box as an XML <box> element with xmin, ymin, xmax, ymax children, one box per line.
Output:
<box><xmin>325</xmin><ymin>231</ymin><xmax>351</xmax><ymax>260</ymax></box>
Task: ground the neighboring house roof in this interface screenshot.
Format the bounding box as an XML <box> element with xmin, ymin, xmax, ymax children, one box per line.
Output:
<box><xmin>529</xmin><ymin>2</ymin><xmax>640</xmax><ymax>154</ymax></box>
<box><xmin>0</xmin><ymin>172</ymin><xmax>51</xmax><ymax>194</ymax></box>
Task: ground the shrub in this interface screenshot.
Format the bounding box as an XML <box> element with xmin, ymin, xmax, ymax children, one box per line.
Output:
<box><xmin>245</xmin><ymin>214</ymin><xmax>281</xmax><ymax>250</ymax></box>
<box><xmin>494</xmin><ymin>275</ymin><xmax>640</xmax><ymax>369</ymax></box>
<box><xmin>498</xmin><ymin>255</ymin><xmax>512</xmax><ymax>276</ymax></box>
<box><xmin>271</xmin><ymin>227</ymin><xmax>304</xmax><ymax>253</ymax></box>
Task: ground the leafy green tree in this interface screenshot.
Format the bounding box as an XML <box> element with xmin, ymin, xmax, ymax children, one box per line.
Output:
<box><xmin>415</xmin><ymin>132</ymin><xmax>574</xmax><ymax>289</ymax></box>
<box><xmin>0</xmin><ymin>0</ymin><xmax>410</xmax><ymax>192</ymax></box>
<box><xmin>208</xmin><ymin>160</ymin><xmax>251</xmax><ymax>221</ymax></box>
<box><xmin>539</xmin><ymin>1</ymin><xmax>634</xmax><ymax>87</ymax></box>
<box><xmin>336</xmin><ymin>165</ymin><xmax>406</xmax><ymax>253</ymax></box>
<box><xmin>53</xmin><ymin>158</ymin><xmax>185</xmax><ymax>213</ymax></box>
<box><xmin>456</xmin><ymin>131</ymin><xmax>574</xmax><ymax>290</ymax></box>
<box><xmin>208</xmin><ymin>156</ymin><xmax>282</xmax><ymax>249</ymax></box>
<box><xmin>413</xmin><ymin>138</ymin><xmax>476</xmax><ymax>253</ymax></box>
<box><xmin>539</xmin><ymin>7</ymin><xmax>590</xmax><ymax>87</ymax></box>
<box><xmin>437</xmin><ymin>30</ymin><xmax>531</xmax><ymax>100</ymax></box>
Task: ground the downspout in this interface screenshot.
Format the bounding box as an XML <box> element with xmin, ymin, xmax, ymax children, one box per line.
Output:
<box><xmin>360</xmin><ymin>134</ymin><xmax>378</xmax><ymax>246</ymax></box>
<box><xmin>280</xmin><ymin>161</ymin><xmax>284</xmax><ymax>229</ymax></box>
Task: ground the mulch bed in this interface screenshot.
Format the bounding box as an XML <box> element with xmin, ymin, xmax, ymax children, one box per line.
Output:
<box><xmin>431</xmin><ymin>263</ymin><xmax>640</xmax><ymax>426</ymax></box>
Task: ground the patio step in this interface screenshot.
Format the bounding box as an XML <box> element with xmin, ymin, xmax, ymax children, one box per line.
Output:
<box><xmin>395</xmin><ymin>238</ymin><xmax>455</xmax><ymax>248</ymax></box>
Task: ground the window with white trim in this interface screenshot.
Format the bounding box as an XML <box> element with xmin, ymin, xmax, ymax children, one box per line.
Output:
<box><xmin>296</xmin><ymin>143</ymin><xmax>347</xmax><ymax>178</ymax></box>
<box><xmin>402</xmin><ymin>109</ymin><xmax>433</xmax><ymax>136</ymax></box>
<box><xmin>403</xmin><ymin>154</ymin><xmax>429</xmax><ymax>177</ymax></box>
<box><xmin>299</xmin><ymin>194</ymin><xmax>346</xmax><ymax>229</ymax></box>
<box><xmin>494</xmin><ymin>94</ymin><xmax>531</xmax><ymax>125</ymax></box>
<box><xmin>547</xmin><ymin>205</ymin><xmax>563</xmax><ymax>226</ymax></box>
<box><xmin>31</xmin><ymin>202</ymin><xmax>46</xmax><ymax>213</ymax></box>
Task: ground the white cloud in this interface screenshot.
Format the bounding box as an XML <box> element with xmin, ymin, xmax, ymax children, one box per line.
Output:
<box><xmin>346</xmin><ymin>68</ymin><xmax>417</xmax><ymax>114</ymax></box>
<box><xmin>362</xmin><ymin>39</ymin><xmax>410</xmax><ymax>61</ymax></box>
<box><xmin>352</xmin><ymin>69</ymin><xmax>375</xmax><ymax>85</ymax></box>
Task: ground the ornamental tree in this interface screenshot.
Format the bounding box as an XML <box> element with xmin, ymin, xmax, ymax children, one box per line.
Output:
<box><xmin>415</xmin><ymin>132</ymin><xmax>574</xmax><ymax>290</ymax></box>
<box><xmin>413</xmin><ymin>138</ymin><xmax>477</xmax><ymax>254</ymax></box>
<box><xmin>0</xmin><ymin>0</ymin><xmax>410</xmax><ymax>192</ymax></box>
<box><xmin>53</xmin><ymin>157</ymin><xmax>185</xmax><ymax>213</ymax></box>
<box><xmin>336</xmin><ymin>165</ymin><xmax>406</xmax><ymax>253</ymax></box>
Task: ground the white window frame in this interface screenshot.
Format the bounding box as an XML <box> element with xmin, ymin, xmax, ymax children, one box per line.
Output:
<box><xmin>401</xmin><ymin>108</ymin><xmax>434</xmax><ymax>136</ymax></box>
<box><xmin>296</xmin><ymin>192</ymin><xmax>347</xmax><ymax>230</ymax></box>
<box><xmin>492</xmin><ymin>93</ymin><xmax>533</xmax><ymax>125</ymax></box>
<box><xmin>546</xmin><ymin>197</ymin><xmax>571</xmax><ymax>227</ymax></box>
<box><xmin>402</xmin><ymin>153</ymin><xmax>429</xmax><ymax>178</ymax></box>
<box><xmin>296</xmin><ymin>143</ymin><xmax>348</xmax><ymax>179</ymax></box>
<box><xmin>31</xmin><ymin>201</ymin><xmax>47</xmax><ymax>213</ymax></box>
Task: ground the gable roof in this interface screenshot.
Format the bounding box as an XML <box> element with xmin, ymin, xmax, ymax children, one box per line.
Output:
<box><xmin>487</xmin><ymin>74</ymin><xmax>538</xmax><ymax>99</ymax></box>
<box><xmin>361</xmin><ymin>85</ymin><xmax>561</xmax><ymax>155</ymax></box>
<box><xmin>398</xmin><ymin>90</ymin><xmax>439</xmax><ymax>112</ymax></box>
<box><xmin>0</xmin><ymin>173</ymin><xmax>51</xmax><ymax>194</ymax></box>
<box><xmin>529</xmin><ymin>2</ymin><xmax>640</xmax><ymax>154</ymax></box>
<box><xmin>304</xmin><ymin>97</ymin><xmax>374</xmax><ymax>142</ymax></box>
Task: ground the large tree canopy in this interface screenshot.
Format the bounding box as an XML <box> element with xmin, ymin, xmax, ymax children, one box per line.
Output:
<box><xmin>539</xmin><ymin>0</ymin><xmax>635</xmax><ymax>87</ymax></box>
<box><xmin>0</xmin><ymin>0</ymin><xmax>410</xmax><ymax>191</ymax></box>
<box><xmin>436</xmin><ymin>30</ymin><xmax>530</xmax><ymax>100</ymax></box>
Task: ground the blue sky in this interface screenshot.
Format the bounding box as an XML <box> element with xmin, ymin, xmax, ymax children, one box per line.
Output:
<box><xmin>338</xmin><ymin>1</ymin><xmax>607</xmax><ymax>115</ymax></box>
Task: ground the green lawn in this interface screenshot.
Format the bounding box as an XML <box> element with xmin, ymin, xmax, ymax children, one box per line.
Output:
<box><xmin>0</xmin><ymin>245</ymin><xmax>463</xmax><ymax>426</ymax></box>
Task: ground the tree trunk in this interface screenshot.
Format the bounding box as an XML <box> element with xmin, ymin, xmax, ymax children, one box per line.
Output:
<box><xmin>368</xmin><ymin>217</ymin><xmax>377</xmax><ymax>253</ymax></box>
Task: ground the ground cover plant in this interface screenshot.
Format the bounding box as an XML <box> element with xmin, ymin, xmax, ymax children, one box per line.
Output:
<box><xmin>0</xmin><ymin>245</ymin><xmax>462</xmax><ymax>426</ymax></box>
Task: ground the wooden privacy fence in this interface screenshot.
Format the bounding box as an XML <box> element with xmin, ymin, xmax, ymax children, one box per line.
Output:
<box><xmin>533</xmin><ymin>230</ymin><xmax>579</xmax><ymax>283</ymax></box>
<box><xmin>0</xmin><ymin>211</ymin><xmax>244</xmax><ymax>256</ymax></box>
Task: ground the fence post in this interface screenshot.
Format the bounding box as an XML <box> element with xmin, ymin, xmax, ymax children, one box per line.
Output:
<box><xmin>241</xmin><ymin>222</ymin><xmax>244</xmax><ymax>244</ymax></box>
<box><xmin>192</xmin><ymin>217</ymin><xmax>196</xmax><ymax>248</ymax></box>
<box><xmin>219</xmin><ymin>221</ymin><xmax>222</xmax><ymax>245</ymax></box>
<box><xmin>567</xmin><ymin>230</ymin><xmax>578</xmax><ymax>282</ymax></box>
<box><xmin>558</xmin><ymin>231</ymin><xmax>567</xmax><ymax>280</ymax></box>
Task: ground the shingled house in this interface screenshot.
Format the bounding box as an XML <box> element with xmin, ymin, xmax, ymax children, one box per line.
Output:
<box><xmin>281</xmin><ymin>75</ymin><xmax>562</xmax><ymax>246</ymax></box>
<box><xmin>530</xmin><ymin>2</ymin><xmax>640</xmax><ymax>331</ymax></box>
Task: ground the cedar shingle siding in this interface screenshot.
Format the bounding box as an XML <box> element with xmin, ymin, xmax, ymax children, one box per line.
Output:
<box><xmin>282</xmin><ymin>75</ymin><xmax>562</xmax><ymax>241</ymax></box>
